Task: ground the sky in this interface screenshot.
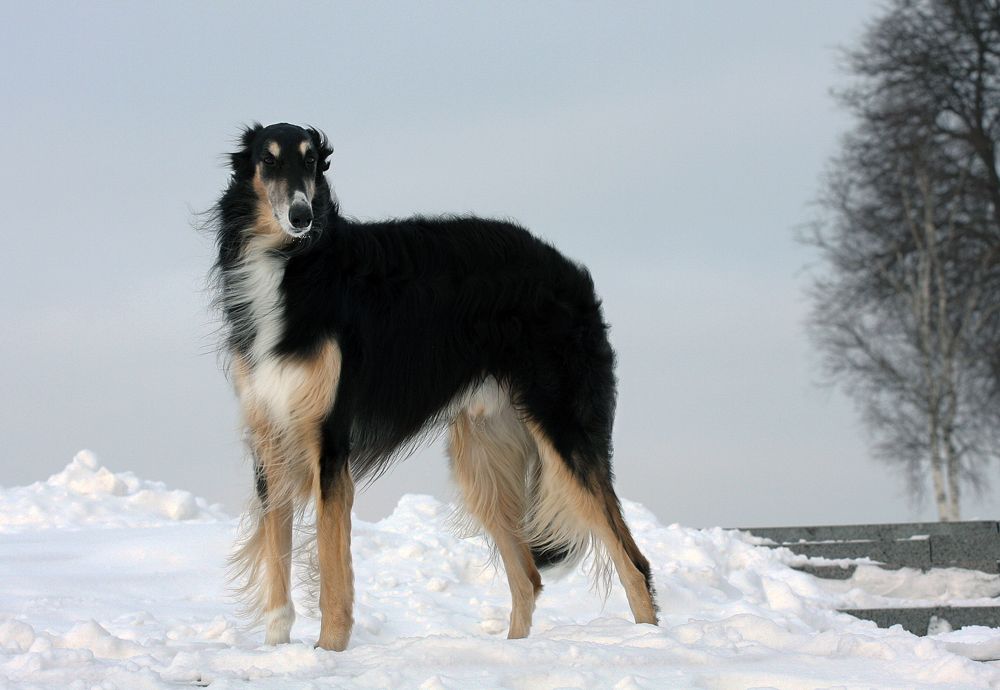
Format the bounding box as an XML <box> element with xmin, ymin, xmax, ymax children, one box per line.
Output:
<box><xmin>3</xmin><ymin>1</ymin><xmax>997</xmax><ymax>527</ymax></box>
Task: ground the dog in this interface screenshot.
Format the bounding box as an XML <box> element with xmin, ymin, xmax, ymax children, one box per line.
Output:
<box><xmin>211</xmin><ymin>122</ymin><xmax>657</xmax><ymax>650</ymax></box>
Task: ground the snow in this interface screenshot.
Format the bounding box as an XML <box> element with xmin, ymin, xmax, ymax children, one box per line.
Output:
<box><xmin>811</xmin><ymin>564</ymin><xmax>1000</xmax><ymax>609</ymax></box>
<box><xmin>1</xmin><ymin>453</ymin><xmax>999</xmax><ymax>688</ymax></box>
<box><xmin>0</xmin><ymin>450</ymin><xmax>227</xmax><ymax>532</ymax></box>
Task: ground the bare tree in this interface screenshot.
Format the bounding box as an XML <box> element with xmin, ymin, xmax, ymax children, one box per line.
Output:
<box><xmin>806</xmin><ymin>0</ymin><xmax>1000</xmax><ymax>520</ymax></box>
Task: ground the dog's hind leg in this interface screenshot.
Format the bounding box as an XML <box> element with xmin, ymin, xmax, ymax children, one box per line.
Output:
<box><xmin>449</xmin><ymin>409</ymin><xmax>542</xmax><ymax>639</ymax></box>
<box><xmin>315</xmin><ymin>413</ymin><xmax>355</xmax><ymax>651</ymax></box>
<box><xmin>525</xmin><ymin>423</ymin><xmax>658</xmax><ymax>626</ymax></box>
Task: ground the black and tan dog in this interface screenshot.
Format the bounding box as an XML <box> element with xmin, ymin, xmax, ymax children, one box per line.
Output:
<box><xmin>211</xmin><ymin>122</ymin><xmax>657</xmax><ymax>650</ymax></box>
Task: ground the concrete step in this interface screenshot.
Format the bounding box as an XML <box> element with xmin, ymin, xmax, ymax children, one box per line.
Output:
<box><xmin>739</xmin><ymin>521</ymin><xmax>999</xmax><ymax>544</ymax></box>
<box><xmin>792</xmin><ymin>563</ymin><xmax>858</xmax><ymax>579</ymax></box>
<box><xmin>781</xmin><ymin>537</ymin><xmax>931</xmax><ymax>565</ymax></box>
<box><xmin>841</xmin><ymin>606</ymin><xmax>1000</xmax><ymax>636</ymax></box>
<box><xmin>736</xmin><ymin>524</ymin><xmax>1000</xmax><ymax>574</ymax></box>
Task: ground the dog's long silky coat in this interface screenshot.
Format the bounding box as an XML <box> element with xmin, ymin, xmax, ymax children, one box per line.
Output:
<box><xmin>213</xmin><ymin>123</ymin><xmax>657</xmax><ymax>650</ymax></box>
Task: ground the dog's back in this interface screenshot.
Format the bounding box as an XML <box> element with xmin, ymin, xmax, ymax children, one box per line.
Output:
<box><xmin>278</xmin><ymin>215</ymin><xmax>614</xmax><ymax>485</ymax></box>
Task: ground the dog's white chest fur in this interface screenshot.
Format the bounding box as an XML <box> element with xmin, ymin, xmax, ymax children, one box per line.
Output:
<box><xmin>233</xmin><ymin>243</ymin><xmax>286</xmax><ymax>364</ymax></box>
<box><xmin>243</xmin><ymin>358</ymin><xmax>313</xmax><ymax>425</ymax></box>
<box><xmin>230</xmin><ymin>242</ymin><xmax>304</xmax><ymax>424</ymax></box>
<box><xmin>229</xmin><ymin>240</ymin><xmax>342</xmax><ymax>431</ymax></box>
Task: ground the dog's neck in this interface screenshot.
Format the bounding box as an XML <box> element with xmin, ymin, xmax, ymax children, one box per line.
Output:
<box><xmin>218</xmin><ymin>176</ymin><xmax>339</xmax><ymax>361</ymax></box>
<box><xmin>224</xmin><ymin>234</ymin><xmax>289</xmax><ymax>363</ymax></box>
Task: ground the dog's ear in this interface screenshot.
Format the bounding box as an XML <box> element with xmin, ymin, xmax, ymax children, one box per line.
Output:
<box><xmin>307</xmin><ymin>127</ymin><xmax>334</xmax><ymax>172</ymax></box>
<box><xmin>240</xmin><ymin>123</ymin><xmax>263</xmax><ymax>148</ymax></box>
<box><xmin>229</xmin><ymin>122</ymin><xmax>263</xmax><ymax>177</ymax></box>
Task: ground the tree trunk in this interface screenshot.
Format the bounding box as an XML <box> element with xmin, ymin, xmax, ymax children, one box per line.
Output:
<box><xmin>930</xmin><ymin>425</ymin><xmax>951</xmax><ymax>521</ymax></box>
<box><xmin>945</xmin><ymin>436</ymin><xmax>962</xmax><ymax>521</ymax></box>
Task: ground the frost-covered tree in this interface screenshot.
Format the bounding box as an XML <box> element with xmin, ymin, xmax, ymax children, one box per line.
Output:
<box><xmin>806</xmin><ymin>0</ymin><xmax>1000</xmax><ymax>520</ymax></box>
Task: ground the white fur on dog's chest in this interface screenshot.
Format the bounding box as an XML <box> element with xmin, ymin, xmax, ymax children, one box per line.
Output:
<box><xmin>244</xmin><ymin>357</ymin><xmax>314</xmax><ymax>424</ymax></box>
<box><xmin>232</xmin><ymin>240</ymin><xmax>341</xmax><ymax>427</ymax></box>
<box><xmin>236</xmin><ymin>341</ymin><xmax>341</xmax><ymax>434</ymax></box>
<box><xmin>238</xmin><ymin>245</ymin><xmax>286</xmax><ymax>364</ymax></box>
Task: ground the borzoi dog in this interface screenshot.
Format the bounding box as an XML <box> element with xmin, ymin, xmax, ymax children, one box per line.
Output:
<box><xmin>211</xmin><ymin>122</ymin><xmax>657</xmax><ymax>650</ymax></box>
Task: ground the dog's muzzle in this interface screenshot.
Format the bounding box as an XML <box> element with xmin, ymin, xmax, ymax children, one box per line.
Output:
<box><xmin>289</xmin><ymin>200</ymin><xmax>313</xmax><ymax>232</ymax></box>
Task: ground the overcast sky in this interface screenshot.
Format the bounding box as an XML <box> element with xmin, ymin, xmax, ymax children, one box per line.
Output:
<box><xmin>3</xmin><ymin>1</ymin><xmax>996</xmax><ymax>526</ymax></box>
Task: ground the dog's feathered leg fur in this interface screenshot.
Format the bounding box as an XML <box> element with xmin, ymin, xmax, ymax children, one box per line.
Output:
<box><xmin>448</xmin><ymin>408</ymin><xmax>543</xmax><ymax>639</ymax></box>
<box><xmin>315</xmin><ymin>397</ymin><xmax>355</xmax><ymax>651</ymax></box>
<box><xmin>230</xmin><ymin>356</ymin><xmax>297</xmax><ymax>642</ymax></box>
<box><xmin>525</xmin><ymin>422</ymin><xmax>658</xmax><ymax>626</ymax></box>
<box><xmin>230</xmin><ymin>341</ymin><xmax>344</xmax><ymax>645</ymax></box>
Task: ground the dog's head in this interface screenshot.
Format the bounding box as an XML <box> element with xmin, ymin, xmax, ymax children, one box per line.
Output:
<box><xmin>230</xmin><ymin>123</ymin><xmax>333</xmax><ymax>239</ymax></box>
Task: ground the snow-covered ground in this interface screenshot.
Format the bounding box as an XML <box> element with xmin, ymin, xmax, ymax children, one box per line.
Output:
<box><xmin>2</xmin><ymin>452</ymin><xmax>1000</xmax><ymax>689</ymax></box>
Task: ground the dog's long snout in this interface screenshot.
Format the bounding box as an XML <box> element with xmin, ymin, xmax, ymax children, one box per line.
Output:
<box><xmin>289</xmin><ymin>200</ymin><xmax>313</xmax><ymax>230</ymax></box>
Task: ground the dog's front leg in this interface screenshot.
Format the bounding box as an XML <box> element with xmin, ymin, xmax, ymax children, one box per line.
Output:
<box><xmin>315</xmin><ymin>419</ymin><xmax>355</xmax><ymax>651</ymax></box>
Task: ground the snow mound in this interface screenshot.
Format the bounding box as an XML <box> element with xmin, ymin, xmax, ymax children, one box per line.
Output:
<box><xmin>0</xmin><ymin>450</ymin><xmax>228</xmax><ymax>532</ymax></box>
<box><xmin>1</xmin><ymin>463</ymin><xmax>1000</xmax><ymax>687</ymax></box>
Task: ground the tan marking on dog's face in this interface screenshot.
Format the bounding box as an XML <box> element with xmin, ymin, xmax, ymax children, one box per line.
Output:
<box><xmin>251</xmin><ymin>169</ymin><xmax>288</xmax><ymax>247</ymax></box>
<box><xmin>255</xmin><ymin>138</ymin><xmax>315</xmax><ymax>239</ymax></box>
<box><xmin>301</xmin><ymin>140</ymin><xmax>317</xmax><ymax>201</ymax></box>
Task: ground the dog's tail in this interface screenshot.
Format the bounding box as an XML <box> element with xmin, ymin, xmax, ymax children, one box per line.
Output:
<box><xmin>529</xmin><ymin>542</ymin><xmax>578</xmax><ymax>570</ymax></box>
<box><xmin>522</xmin><ymin>449</ymin><xmax>606</xmax><ymax>585</ymax></box>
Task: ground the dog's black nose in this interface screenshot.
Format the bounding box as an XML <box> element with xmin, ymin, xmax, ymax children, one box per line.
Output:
<box><xmin>289</xmin><ymin>201</ymin><xmax>313</xmax><ymax>229</ymax></box>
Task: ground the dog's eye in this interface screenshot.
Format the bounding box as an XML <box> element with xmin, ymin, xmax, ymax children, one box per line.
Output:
<box><xmin>305</xmin><ymin>155</ymin><xmax>316</xmax><ymax>168</ymax></box>
<box><xmin>262</xmin><ymin>153</ymin><xmax>276</xmax><ymax>166</ymax></box>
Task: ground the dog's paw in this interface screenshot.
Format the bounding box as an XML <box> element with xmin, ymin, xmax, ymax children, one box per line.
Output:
<box><xmin>264</xmin><ymin>601</ymin><xmax>295</xmax><ymax>645</ymax></box>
